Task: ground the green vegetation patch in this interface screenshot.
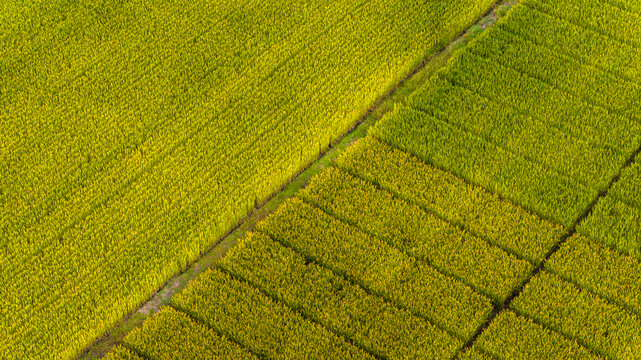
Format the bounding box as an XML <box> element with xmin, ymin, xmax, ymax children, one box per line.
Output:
<box><xmin>511</xmin><ymin>271</ymin><xmax>641</xmax><ymax>359</ymax></box>
<box><xmin>173</xmin><ymin>267</ymin><xmax>371</xmax><ymax>359</ymax></box>
<box><xmin>442</xmin><ymin>45</ymin><xmax>639</xmax><ymax>156</ymax></box>
<box><xmin>408</xmin><ymin>74</ymin><xmax>626</xmax><ymax>190</ymax></box>
<box><xmin>0</xmin><ymin>0</ymin><xmax>498</xmax><ymax>356</ymax></box>
<box><xmin>298</xmin><ymin>165</ymin><xmax>532</xmax><ymax>303</ymax></box>
<box><xmin>609</xmin><ymin>157</ymin><xmax>641</xmax><ymax>208</ymax></box>
<box><xmin>219</xmin><ymin>231</ymin><xmax>462</xmax><ymax>359</ymax></box>
<box><xmin>468</xmin><ymin>25</ymin><xmax>641</xmax><ymax>122</ymax></box>
<box><xmin>257</xmin><ymin>197</ymin><xmax>492</xmax><ymax>339</ymax></box>
<box><xmin>124</xmin><ymin>308</ymin><xmax>256</xmax><ymax>360</ymax></box>
<box><xmin>546</xmin><ymin>234</ymin><xmax>641</xmax><ymax>317</ymax></box>
<box><xmin>578</xmin><ymin>195</ymin><xmax>641</xmax><ymax>260</ymax></box>
<box><xmin>335</xmin><ymin>137</ymin><xmax>564</xmax><ymax>263</ymax></box>
<box><xmin>476</xmin><ymin>311</ymin><xmax>601</xmax><ymax>359</ymax></box>
<box><xmin>102</xmin><ymin>346</ymin><xmax>144</xmax><ymax>360</ymax></box>
<box><xmin>524</xmin><ymin>0</ymin><xmax>641</xmax><ymax>48</ymax></box>
<box><xmin>497</xmin><ymin>4</ymin><xmax>641</xmax><ymax>82</ymax></box>
<box><xmin>369</xmin><ymin>106</ymin><xmax>595</xmax><ymax>228</ymax></box>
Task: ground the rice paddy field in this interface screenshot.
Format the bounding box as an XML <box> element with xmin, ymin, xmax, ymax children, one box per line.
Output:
<box><xmin>2</xmin><ymin>0</ymin><xmax>641</xmax><ymax>359</ymax></box>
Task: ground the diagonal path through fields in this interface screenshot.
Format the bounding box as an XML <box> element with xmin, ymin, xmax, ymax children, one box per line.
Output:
<box><xmin>7</xmin><ymin>0</ymin><xmax>641</xmax><ymax>358</ymax></box>
<box><xmin>105</xmin><ymin>1</ymin><xmax>641</xmax><ymax>359</ymax></box>
<box><xmin>1</xmin><ymin>0</ymin><xmax>503</xmax><ymax>358</ymax></box>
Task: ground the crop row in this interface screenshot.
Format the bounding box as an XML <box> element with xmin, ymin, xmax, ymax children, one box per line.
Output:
<box><xmin>546</xmin><ymin>234</ymin><xmax>641</xmax><ymax>317</ymax></box>
<box><xmin>467</xmin><ymin>24</ymin><xmax>641</xmax><ymax>125</ymax></box>
<box><xmin>122</xmin><ymin>307</ymin><xmax>257</xmax><ymax>360</ymax></box>
<box><xmin>297</xmin><ymin>165</ymin><xmax>532</xmax><ymax>303</ymax></box>
<box><xmin>497</xmin><ymin>4</ymin><xmax>641</xmax><ymax>83</ymax></box>
<box><xmin>218</xmin><ymin>231</ymin><xmax>462</xmax><ymax>359</ymax></box>
<box><xmin>523</xmin><ymin>0</ymin><xmax>641</xmax><ymax>48</ymax></box>
<box><xmin>334</xmin><ymin>137</ymin><xmax>564</xmax><ymax>263</ymax></box>
<box><xmin>441</xmin><ymin>40</ymin><xmax>640</xmax><ymax>155</ymax></box>
<box><xmin>511</xmin><ymin>271</ymin><xmax>641</xmax><ymax>359</ymax></box>
<box><xmin>257</xmin><ymin>197</ymin><xmax>493</xmax><ymax>339</ymax></box>
<box><xmin>1</xmin><ymin>0</ymin><xmax>498</xmax><ymax>357</ymax></box>
<box><xmin>369</xmin><ymin>106</ymin><xmax>595</xmax><ymax>228</ymax></box>
<box><xmin>474</xmin><ymin>311</ymin><xmax>600</xmax><ymax>359</ymax></box>
<box><xmin>173</xmin><ymin>267</ymin><xmax>371</xmax><ymax>359</ymax></box>
<box><xmin>408</xmin><ymin>74</ymin><xmax>626</xmax><ymax>191</ymax></box>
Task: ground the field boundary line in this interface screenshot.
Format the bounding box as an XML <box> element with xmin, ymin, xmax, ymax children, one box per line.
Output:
<box><xmin>605</xmin><ymin>191</ymin><xmax>641</xmax><ymax>214</ymax></box>
<box><xmin>371</xmin><ymin>135</ymin><xmax>569</xmax><ymax>229</ymax></box>
<box><xmin>333</xmin><ymin>163</ymin><xmax>536</xmax><ymax>264</ymax></box>
<box><xmin>77</xmin><ymin>2</ymin><xmax>505</xmax><ymax>357</ymax></box>
<box><xmin>214</xmin><ymin>265</ymin><xmax>389</xmax><ymax>360</ymax></box>
<box><xmin>507</xmin><ymin>307</ymin><xmax>610</xmax><ymax>360</ymax></box>
<box><xmin>297</xmin><ymin>194</ymin><xmax>512</xmax><ymax>304</ymax></box>
<box><xmin>501</xmin><ymin>5</ymin><xmax>641</xmax><ymax>86</ymax></box>
<box><xmin>409</xmin><ymin>104</ymin><xmax>600</xmax><ymax>191</ymax></box>
<box><xmin>466</xmin><ymin>49</ymin><xmax>641</xmax><ymax>128</ymax></box>
<box><xmin>121</xmin><ymin>344</ymin><xmax>154</xmax><ymax>360</ymax></box>
<box><xmin>168</xmin><ymin>304</ymin><xmax>268</xmax><ymax>360</ymax></box>
<box><xmin>495</xmin><ymin>22</ymin><xmax>641</xmax><ymax>88</ymax></box>
<box><xmin>257</xmin><ymin>230</ymin><xmax>466</xmax><ymax>343</ymax></box>
<box><xmin>432</xmin><ymin>72</ymin><xmax>626</xmax><ymax>154</ymax></box>
<box><xmin>544</xmin><ymin>265</ymin><xmax>641</xmax><ymax>320</ymax></box>
<box><xmin>455</xmin><ymin>133</ymin><xmax>641</xmax><ymax>359</ymax></box>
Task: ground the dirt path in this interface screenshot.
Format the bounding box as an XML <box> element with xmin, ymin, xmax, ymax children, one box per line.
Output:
<box><xmin>78</xmin><ymin>2</ymin><xmax>516</xmax><ymax>358</ymax></box>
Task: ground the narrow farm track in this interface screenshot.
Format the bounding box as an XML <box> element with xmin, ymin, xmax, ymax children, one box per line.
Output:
<box><xmin>84</xmin><ymin>3</ymin><xmax>508</xmax><ymax>358</ymax></box>
<box><xmin>0</xmin><ymin>0</ymin><xmax>504</xmax><ymax>358</ymax></box>
<box><xmin>104</xmin><ymin>1</ymin><xmax>641</xmax><ymax>359</ymax></box>
<box><xmin>5</xmin><ymin>0</ymin><xmax>641</xmax><ymax>358</ymax></box>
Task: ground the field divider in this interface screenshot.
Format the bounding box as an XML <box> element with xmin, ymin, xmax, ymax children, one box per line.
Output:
<box><xmin>256</xmin><ymin>229</ymin><xmax>467</xmax><ymax>344</ymax></box>
<box><xmin>455</xmin><ymin>134</ymin><xmax>641</xmax><ymax>358</ymax></box>
<box><xmin>494</xmin><ymin>307</ymin><xmax>607</xmax><ymax>360</ymax></box>
<box><xmin>168</xmin><ymin>303</ymin><xmax>268</xmax><ymax>360</ymax></box>
<box><xmin>296</xmin><ymin>193</ymin><xmax>520</xmax><ymax>304</ymax></box>
<box><xmin>507</xmin><ymin>306</ymin><xmax>611</xmax><ymax>360</ymax></box>
<box><xmin>332</xmin><ymin>162</ymin><xmax>544</xmax><ymax>265</ymax></box>
<box><xmin>77</xmin><ymin>2</ymin><xmax>505</xmax><ymax>357</ymax></box>
<box><xmin>610</xmin><ymin>195</ymin><xmax>641</xmax><ymax>213</ymax></box>
<box><xmin>120</xmin><ymin>343</ymin><xmax>154</xmax><ymax>360</ymax></box>
<box><xmin>370</xmin><ymin>130</ymin><xmax>570</xmax><ymax>229</ymax></box>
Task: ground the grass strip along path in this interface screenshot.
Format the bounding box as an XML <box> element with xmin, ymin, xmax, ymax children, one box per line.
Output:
<box><xmin>0</xmin><ymin>0</ymin><xmax>499</xmax><ymax>358</ymax></box>
<box><xmin>107</xmin><ymin>0</ymin><xmax>640</xmax><ymax>358</ymax></box>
